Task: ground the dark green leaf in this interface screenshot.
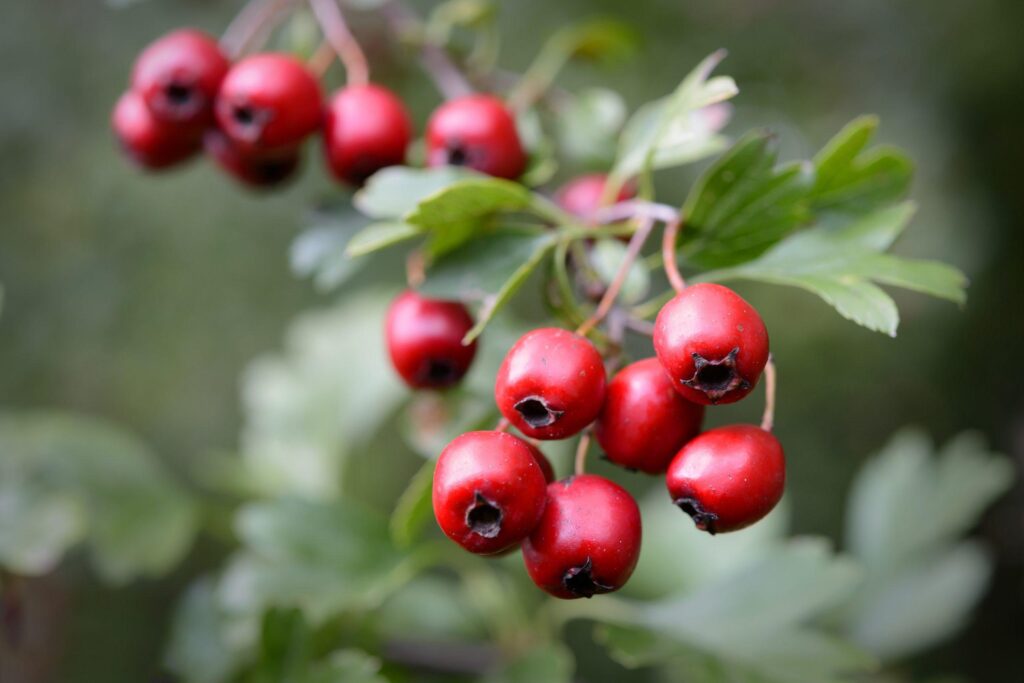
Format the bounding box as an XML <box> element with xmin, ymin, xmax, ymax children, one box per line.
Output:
<box><xmin>255</xmin><ymin>608</ymin><xmax>311</xmax><ymax>683</ymax></box>
<box><xmin>345</xmin><ymin>221</ymin><xmax>421</xmax><ymax>257</ymax></box>
<box><xmin>354</xmin><ymin>167</ymin><xmax>477</xmax><ymax>219</ymax></box>
<box><xmin>419</xmin><ymin>231</ymin><xmax>556</xmax><ymax>342</ymax></box>
<box><xmin>406</xmin><ymin>178</ymin><xmax>533</xmax><ymax>256</ymax></box>
<box><xmin>681</xmin><ymin>132</ymin><xmax>815</xmax><ymax>267</ymax></box>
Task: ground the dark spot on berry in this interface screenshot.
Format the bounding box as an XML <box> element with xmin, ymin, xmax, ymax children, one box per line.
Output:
<box><xmin>445</xmin><ymin>141</ymin><xmax>471</xmax><ymax>166</ymax></box>
<box><xmin>165</xmin><ymin>82</ymin><xmax>193</xmax><ymax>105</ymax></box>
<box><xmin>466</xmin><ymin>492</ymin><xmax>502</xmax><ymax>538</ymax></box>
<box><xmin>421</xmin><ymin>358</ymin><xmax>458</xmax><ymax>386</ymax></box>
<box><xmin>682</xmin><ymin>347</ymin><xmax>750</xmax><ymax>402</ymax></box>
<box><xmin>695</xmin><ymin>363</ymin><xmax>734</xmax><ymax>391</ymax></box>
<box><xmin>232</xmin><ymin>104</ymin><xmax>257</xmax><ymax>126</ymax></box>
<box><xmin>514</xmin><ymin>396</ymin><xmax>563</xmax><ymax>429</ymax></box>
<box><xmin>675</xmin><ymin>497</ymin><xmax>718</xmax><ymax>535</ymax></box>
<box><xmin>562</xmin><ymin>557</ymin><xmax>613</xmax><ymax>598</ymax></box>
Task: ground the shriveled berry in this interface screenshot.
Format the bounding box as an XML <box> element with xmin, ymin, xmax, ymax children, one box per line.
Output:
<box><xmin>433</xmin><ymin>431</ymin><xmax>548</xmax><ymax>555</ymax></box>
<box><xmin>494</xmin><ymin>328</ymin><xmax>606</xmax><ymax>440</ymax></box>
<box><xmin>131</xmin><ymin>29</ymin><xmax>229</xmax><ymax>130</ymax></box>
<box><xmin>112</xmin><ymin>91</ymin><xmax>201</xmax><ymax>170</ymax></box>
<box><xmin>666</xmin><ymin>425</ymin><xmax>785</xmax><ymax>534</ymax></box>
<box><xmin>653</xmin><ymin>283</ymin><xmax>769</xmax><ymax>405</ymax></box>
<box><xmin>204</xmin><ymin>130</ymin><xmax>300</xmax><ymax>189</ymax></box>
<box><xmin>556</xmin><ymin>174</ymin><xmax>635</xmax><ymax>220</ymax></box>
<box><xmin>215</xmin><ymin>53</ymin><xmax>323</xmax><ymax>152</ymax></box>
<box><xmin>595</xmin><ymin>358</ymin><xmax>704</xmax><ymax>474</ymax></box>
<box><xmin>425</xmin><ymin>95</ymin><xmax>526</xmax><ymax>179</ymax></box>
<box><xmin>522</xmin><ymin>475</ymin><xmax>641</xmax><ymax>599</ymax></box>
<box><xmin>386</xmin><ymin>291</ymin><xmax>477</xmax><ymax>390</ymax></box>
<box><xmin>323</xmin><ymin>84</ymin><xmax>412</xmax><ymax>186</ymax></box>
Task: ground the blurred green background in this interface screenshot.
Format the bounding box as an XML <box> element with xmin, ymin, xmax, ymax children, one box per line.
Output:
<box><xmin>1</xmin><ymin>0</ymin><xmax>1022</xmax><ymax>681</ymax></box>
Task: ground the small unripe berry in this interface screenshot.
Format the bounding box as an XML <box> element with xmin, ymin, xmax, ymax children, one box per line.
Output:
<box><xmin>204</xmin><ymin>130</ymin><xmax>300</xmax><ymax>188</ymax></box>
<box><xmin>215</xmin><ymin>54</ymin><xmax>323</xmax><ymax>153</ymax></box>
<box><xmin>130</xmin><ymin>29</ymin><xmax>229</xmax><ymax>130</ymax></box>
<box><xmin>425</xmin><ymin>95</ymin><xmax>526</xmax><ymax>179</ymax></box>
<box><xmin>433</xmin><ymin>431</ymin><xmax>548</xmax><ymax>555</ymax></box>
<box><xmin>495</xmin><ymin>328</ymin><xmax>606</xmax><ymax>440</ymax></box>
<box><xmin>323</xmin><ymin>84</ymin><xmax>412</xmax><ymax>186</ymax></box>
<box><xmin>385</xmin><ymin>291</ymin><xmax>478</xmax><ymax>390</ymax></box>
<box><xmin>665</xmin><ymin>425</ymin><xmax>785</xmax><ymax>534</ymax></box>
<box><xmin>522</xmin><ymin>475</ymin><xmax>642</xmax><ymax>599</ymax></box>
<box><xmin>595</xmin><ymin>358</ymin><xmax>704</xmax><ymax>474</ymax></box>
<box><xmin>556</xmin><ymin>174</ymin><xmax>635</xmax><ymax>220</ymax></box>
<box><xmin>112</xmin><ymin>91</ymin><xmax>201</xmax><ymax>169</ymax></box>
<box><xmin>654</xmin><ymin>283</ymin><xmax>769</xmax><ymax>405</ymax></box>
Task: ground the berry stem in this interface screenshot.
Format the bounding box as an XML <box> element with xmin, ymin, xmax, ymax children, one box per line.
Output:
<box><xmin>575</xmin><ymin>216</ymin><xmax>655</xmax><ymax>336</ymax></box>
<box><xmin>760</xmin><ymin>354</ymin><xmax>777</xmax><ymax>432</ymax></box>
<box><xmin>309</xmin><ymin>0</ymin><xmax>370</xmax><ymax>86</ymax></box>
<box><xmin>405</xmin><ymin>250</ymin><xmax>426</xmax><ymax>288</ymax></box>
<box><xmin>494</xmin><ymin>417</ymin><xmax>510</xmax><ymax>433</ymax></box>
<box><xmin>574</xmin><ymin>430</ymin><xmax>591</xmax><ymax>476</ymax></box>
<box><xmin>662</xmin><ymin>217</ymin><xmax>687</xmax><ymax>294</ymax></box>
<box><xmin>308</xmin><ymin>39</ymin><xmax>335</xmax><ymax>77</ymax></box>
<box><xmin>221</xmin><ymin>0</ymin><xmax>295</xmax><ymax>59</ymax></box>
<box><xmin>381</xmin><ymin>1</ymin><xmax>475</xmax><ymax>99</ymax></box>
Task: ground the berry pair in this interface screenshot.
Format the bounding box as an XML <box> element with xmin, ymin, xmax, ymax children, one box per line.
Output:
<box><xmin>432</xmin><ymin>431</ymin><xmax>641</xmax><ymax>599</ymax></box>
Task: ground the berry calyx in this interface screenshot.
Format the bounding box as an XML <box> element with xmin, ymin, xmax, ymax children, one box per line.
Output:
<box><xmin>425</xmin><ymin>94</ymin><xmax>526</xmax><ymax>179</ymax></box>
<box><xmin>215</xmin><ymin>53</ymin><xmax>323</xmax><ymax>152</ymax></box>
<box><xmin>432</xmin><ymin>431</ymin><xmax>549</xmax><ymax>555</ymax></box>
<box><xmin>665</xmin><ymin>424</ymin><xmax>785</xmax><ymax>534</ymax></box>
<box><xmin>556</xmin><ymin>174</ymin><xmax>635</xmax><ymax>220</ymax></box>
<box><xmin>385</xmin><ymin>290</ymin><xmax>478</xmax><ymax>390</ymax></box>
<box><xmin>494</xmin><ymin>328</ymin><xmax>606</xmax><ymax>440</ymax></box>
<box><xmin>204</xmin><ymin>130</ymin><xmax>300</xmax><ymax>188</ymax></box>
<box><xmin>112</xmin><ymin>91</ymin><xmax>201</xmax><ymax>169</ymax></box>
<box><xmin>653</xmin><ymin>283</ymin><xmax>769</xmax><ymax>405</ymax></box>
<box><xmin>522</xmin><ymin>474</ymin><xmax>641</xmax><ymax>599</ymax></box>
<box><xmin>130</xmin><ymin>29</ymin><xmax>229</xmax><ymax>130</ymax></box>
<box><xmin>323</xmin><ymin>84</ymin><xmax>413</xmax><ymax>186</ymax></box>
<box><xmin>595</xmin><ymin>358</ymin><xmax>705</xmax><ymax>474</ymax></box>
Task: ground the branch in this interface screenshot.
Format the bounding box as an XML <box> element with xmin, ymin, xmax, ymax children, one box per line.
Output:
<box><xmin>575</xmin><ymin>216</ymin><xmax>655</xmax><ymax>336</ymax></box>
<box><xmin>381</xmin><ymin>1</ymin><xmax>474</xmax><ymax>99</ymax></box>
<box><xmin>760</xmin><ymin>354</ymin><xmax>777</xmax><ymax>432</ymax></box>
<box><xmin>309</xmin><ymin>0</ymin><xmax>370</xmax><ymax>86</ymax></box>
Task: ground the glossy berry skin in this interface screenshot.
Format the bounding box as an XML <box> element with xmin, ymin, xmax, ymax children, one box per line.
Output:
<box><xmin>433</xmin><ymin>431</ymin><xmax>548</xmax><ymax>555</ymax></box>
<box><xmin>527</xmin><ymin>442</ymin><xmax>556</xmax><ymax>483</ymax></box>
<box><xmin>386</xmin><ymin>291</ymin><xmax>478</xmax><ymax>390</ymax></box>
<box><xmin>666</xmin><ymin>425</ymin><xmax>785</xmax><ymax>534</ymax></box>
<box><xmin>204</xmin><ymin>130</ymin><xmax>300</xmax><ymax>189</ymax></box>
<box><xmin>556</xmin><ymin>174</ymin><xmax>635</xmax><ymax>220</ymax></box>
<box><xmin>131</xmin><ymin>29</ymin><xmax>229</xmax><ymax>130</ymax></box>
<box><xmin>522</xmin><ymin>475</ymin><xmax>642</xmax><ymax>599</ymax></box>
<box><xmin>215</xmin><ymin>54</ymin><xmax>323</xmax><ymax>153</ymax></box>
<box><xmin>425</xmin><ymin>95</ymin><xmax>526</xmax><ymax>179</ymax></box>
<box><xmin>112</xmin><ymin>91</ymin><xmax>201</xmax><ymax>169</ymax></box>
<box><xmin>595</xmin><ymin>358</ymin><xmax>705</xmax><ymax>474</ymax></box>
<box><xmin>324</xmin><ymin>84</ymin><xmax>412</xmax><ymax>186</ymax></box>
<box><xmin>654</xmin><ymin>283</ymin><xmax>769</xmax><ymax>405</ymax></box>
<box><xmin>495</xmin><ymin>328</ymin><xmax>606</xmax><ymax>440</ymax></box>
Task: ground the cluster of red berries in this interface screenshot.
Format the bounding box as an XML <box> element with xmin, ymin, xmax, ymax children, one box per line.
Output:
<box><xmin>388</xmin><ymin>279</ymin><xmax>785</xmax><ymax>599</ymax></box>
<box><xmin>113</xmin><ymin>29</ymin><xmax>529</xmax><ymax>188</ymax></box>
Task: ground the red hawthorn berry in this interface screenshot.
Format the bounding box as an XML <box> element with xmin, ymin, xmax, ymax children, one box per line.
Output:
<box><xmin>425</xmin><ymin>94</ymin><xmax>526</xmax><ymax>179</ymax></box>
<box><xmin>527</xmin><ymin>442</ymin><xmax>556</xmax><ymax>483</ymax></box>
<box><xmin>130</xmin><ymin>29</ymin><xmax>229</xmax><ymax>130</ymax></box>
<box><xmin>665</xmin><ymin>424</ymin><xmax>785</xmax><ymax>534</ymax></box>
<box><xmin>494</xmin><ymin>328</ymin><xmax>606</xmax><ymax>440</ymax></box>
<box><xmin>385</xmin><ymin>290</ymin><xmax>478</xmax><ymax>390</ymax></box>
<box><xmin>653</xmin><ymin>283</ymin><xmax>769</xmax><ymax>405</ymax></box>
<box><xmin>522</xmin><ymin>474</ymin><xmax>642</xmax><ymax>599</ymax></box>
<box><xmin>215</xmin><ymin>53</ymin><xmax>323</xmax><ymax>152</ymax></box>
<box><xmin>112</xmin><ymin>91</ymin><xmax>201</xmax><ymax>170</ymax></box>
<box><xmin>203</xmin><ymin>129</ymin><xmax>300</xmax><ymax>188</ymax></box>
<box><xmin>323</xmin><ymin>84</ymin><xmax>412</xmax><ymax>186</ymax></box>
<box><xmin>595</xmin><ymin>358</ymin><xmax>705</xmax><ymax>474</ymax></box>
<box><xmin>556</xmin><ymin>174</ymin><xmax>635</xmax><ymax>220</ymax></box>
<box><xmin>432</xmin><ymin>431</ymin><xmax>549</xmax><ymax>555</ymax></box>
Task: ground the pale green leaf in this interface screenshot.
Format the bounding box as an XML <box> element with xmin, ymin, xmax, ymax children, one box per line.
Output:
<box><xmin>165</xmin><ymin>578</ymin><xmax>240</xmax><ymax>683</ymax></box>
<box><xmin>589</xmin><ymin>238</ymin><xmax>651</xmax><ymax>305</ymax></box>
<box><xmin>345</xmin><ymin>221</ymin><xmax>421</xmax><ymax>257</ymax></box>
<box><xmin>306</xmin><ymin>649</ymin><xmax>389</xmax><ymax>683</ymax></box>
<box><xmin>557</xmin><ymin>88</ymin><xmax>627</xmax><ymax>167</ymax></box>
<box><xmin>389</xmin><ymin>459</ymin><xmax>436</xmax><ymax>548</ymax></box>
<box><xmin>354</xmin><ymin>166</ymin><xmax>477</xmax><ymax>219</ymax></box>
<box><xmin>485</xmin><ymin>642</ymin><xmax>575</xmax><ymax>683</ymax></box>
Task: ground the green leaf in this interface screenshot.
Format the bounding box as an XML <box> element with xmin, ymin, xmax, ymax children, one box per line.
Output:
<box><xmin>419</xmin><ymin>231</ymin><xmax>557</xmax><ymax>343</ymax></box>
<box><xmin>305</xmin><ymin>649</ymin><xmax>389</xmax><ymax>683</ymax></box>
<box><xmin>556</xmin><ymin>88</ymin><xmax>627</xmax><ymax>167</ymax></box>
<box><xmin>240</xmin><ymin>292</ymin><xmax>406</xmax><ymax>498</ymax></box>
<box><xmin>812</xmin><ymin>115</ymin><xmax>913</xmax><ymax>215</ymax></box>
<box><xmin>290</xmin><ymin>206</ymin><xmax>372</xmax><ymax>292</ymax></box>
<box><xmin>590</xmin><ymin>238</ymin><xmax>650</xmax><ymax>305</ymax></box>
<box><xmin>354</xmin><ymin>166</ymin><xmax>477</xmax><ymax>219</ymax></box>
<box><xmin>406</xmin><ymin>178</ymin><xmax>533</xmax><ymax>256</ymax></box>
<box><xmin>255</xmin><ymin>608</ymin><xmax>311</xmax><ymax>683</ymax></box>
<box><xmin>845</xmin><ymin>429</ymin><xmax>1013</xmax><ymax>572</ymax></box>
<box><xmin>345</xmin><ymin>221</ymin><xmax>421</xmax><ymax>257</ymax></box>
<box><xmin>558</xmin><ymin>19</ymin><xmax>637</xmax><ymax>64</ymax></box>
<box><xmin>681</xmin><ymin>132</ymin><xmax>815</xmax><ymax>267</ymax></box>
<box><xmin>485</xmin><ymin>642</ymin><xmax>575</xmax><ymax>683</ymax></box>
<box><xmin>612</xmin><ymin>50</ymin><xmax>738</xmax><ymax>185</ymax></box>
<box><xmin>389</xmin><ymin>459</ymin><xmax>435</xmax><ymax>548</ymax></box>
<box><xmin>696</xmin><ymin>203</ymin><xmax>968</xmax><ymax>335</ymax></box>
<box><xmin>0</xmin><ymin>412</ymin><xmax>197</xmax><ymax>582</ymax></box>
<box><xmin>165</xmin><ymin>578</ymin><xmax>239</xmax><ymax>683</ymax></box>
